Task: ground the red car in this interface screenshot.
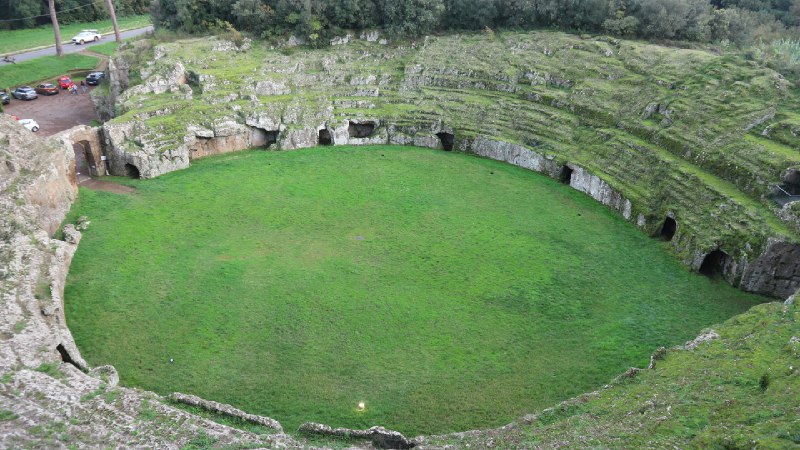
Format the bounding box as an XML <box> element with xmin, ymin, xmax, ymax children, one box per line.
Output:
<box><xmin>57</xmin><ymin>76</ymin><xmax>74</xmax><ymax>89</ymax></box>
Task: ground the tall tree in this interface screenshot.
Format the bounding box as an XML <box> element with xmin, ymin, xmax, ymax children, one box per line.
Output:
<box><xmin>105</xmin><ymin>0</ymin><xmax>122</xmax><ymax>42</ymax></box>
<box><xmin>48</xmin><ymin>0</ymin><xmax>63</xmax><ymax>56</ymax></box>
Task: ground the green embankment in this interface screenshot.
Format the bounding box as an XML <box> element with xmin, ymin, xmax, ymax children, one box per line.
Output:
<box><xmin>421</xmin><ymin>299</ymin><xmax>800</xmax><ymax>448</ymax></box>
<box><xmin>0</xmin><ymin>53</ymin><xmax>98</xmax><ymax>88</ymax></box>
<box><xmin>0</xmin><ymin>15</ymin><xmax>150</xmax><ymax>55</ymax></box>
<box><xmin>65</xmin><ymin>147</ymin><xmax>764</xmax><ymax>435</ymax></box>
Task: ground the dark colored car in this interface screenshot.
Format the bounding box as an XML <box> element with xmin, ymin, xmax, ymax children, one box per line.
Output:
<box><xmin>11</xmin><ymin>86</ymin><xmax>37</xmax><ymax>100</ymax></box>
<box><xmin>1</xmin><ymin>92</ymin><xmax>9</xmax><ymax>105</ymax></box>
<box><xmin>85</xmin><ymin>71</ymin><xmax>105</xmax><ymax>85</ymax></box>
<box><xmin>35</xmin><ymin>83</ymin><xmax>59</xmax><ymax>95</ymax></box>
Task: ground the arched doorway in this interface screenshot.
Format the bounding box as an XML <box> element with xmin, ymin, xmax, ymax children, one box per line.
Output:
<box><xmin>659</xmin><ymin>216</ymin><xmax>677</xmax><ymax>241</ymax></box>
<box><xmin>125</xmin><ymin>164</ymin><xmax>140</xmax><ymax>179</ymax></box>
<box><xmin>73</xmin><ymin>140</ymin><xmax>99</xmax><ymax>179</ymax></box>
<box><xmin>699</xmin><ymin>249</ymin><xmax>730</xmax><ymax>278</ymax></box>
<box><xmin>436</xmin><ymin>132</ymin><xmax>454</xmax><ymax>151</ymax></box>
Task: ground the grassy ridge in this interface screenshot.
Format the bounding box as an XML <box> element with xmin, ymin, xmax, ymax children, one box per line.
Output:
<box><xmin>420</xmin><ymin>300</ymin><xmax>800</xmax><ymax>447</ymax></box>
<box><xmin>0</xmin><ymin>15</ymin><xmax>150</xmax><ymax>55</ymax></box>
<box><xmin>0</xmin><ymin>53</ymin><xmax>98</xmax><ymax>88</ymax></box>
<box><xmin>64</xmin><ymin>147</ymin><xmax>763</xmax><ymax>435</ymax></box>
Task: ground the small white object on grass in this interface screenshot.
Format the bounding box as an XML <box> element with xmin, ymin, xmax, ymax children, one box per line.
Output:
<box><xmin>357</xmin><ymin>401</ymin><xmax>365</xmax><ymax>411</ymax></box>
<box><xmin>169</xmin><ymin>358</ymin><xmax>174</xmax><ymax>363</ymax></box>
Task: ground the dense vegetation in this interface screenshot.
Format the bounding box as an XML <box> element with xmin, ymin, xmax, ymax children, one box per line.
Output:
<box><xmin>0</xmin><ymin>0</ymin><xmax>149</xmax><ymax>29</ymax></box>
<box><xmin>65</xmin><ymin>147</ymin><xmax>763</xmax><ymax>435</ymax></box>
<box><xmin>150</xmin><ymin>0</ymin><xmax>800</xmax><ymax>45</ymax></box>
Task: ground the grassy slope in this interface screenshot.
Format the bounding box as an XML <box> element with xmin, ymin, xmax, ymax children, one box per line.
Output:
<box><xmin>0</xmin><ymin>15</ymin><xmax>150</xmax><ymax>55</ymax></box>
<box><xmin>89</xmin><ymin>41</ymin><xmax>120</xmax><ymax>57</ymax></box>
<box><xmin>111</xmin><ymin>31</ymin><xmax>800</xmax><ymax>265</ymax></box>
<box><xmin>0</xmin><ymin>53</ymin><xmax>98</xmax><ymax>88</ymax></box>
<box><xmin>419</xmin><ymin>299</ymin><xmax>800</xmax><ymax>448</ymax></box>
<box><xmin>64</xmin><ymin>147</ymin><xmax>763</xmax><ymax>435</ymax></box>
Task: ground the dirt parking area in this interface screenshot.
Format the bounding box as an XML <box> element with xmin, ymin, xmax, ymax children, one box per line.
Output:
<box><xmin>3</xmin><ymin>85</ymin><xmax>98</xmax><ymax>137</ymax></box>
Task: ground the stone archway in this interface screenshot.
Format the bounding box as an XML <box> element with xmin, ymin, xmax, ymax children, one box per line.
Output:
<box><xmin>436</xmin><ymin>132</ymin><xmax>454</xmax><ymax>151</ymax></box>
<box><xmin>319</xmin><ymin>128</ymin><xmax>333</xmax><ymax>145</ymax></box>
<box><xmin>659</xmin><ymin>216</ymin><xmax>677</xmax><ymax>241</ymax></box>
<box><xmin>699</xmin><ymin>249</ymin><xmax>730</xmax><ymax>278</ymax></box>
<box><xmin>559</xmin><ymin>165</ymin><xmax>574</xmax><ymax>184</ymax></box>
<box><xmin>125</xmin><ymin>163</ymin><xmax>141</xmax><ymax>179</ymax></box>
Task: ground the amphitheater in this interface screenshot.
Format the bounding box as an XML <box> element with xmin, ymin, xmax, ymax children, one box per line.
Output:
<box><xmin>1</xmin><ymin>30</ymin><xmax>799</xmax><ymax>448</ymax></box>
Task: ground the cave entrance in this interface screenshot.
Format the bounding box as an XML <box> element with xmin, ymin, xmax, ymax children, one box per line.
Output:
<box><xmin>252</xmin><ymin>128</ymin><xmax>279</xmax><ymax>149</ymax></box>
<box><xmin>436</xmin><ymin>132</ymin><xmax>454</xmax><ymax>151</ymax></box>
<box><xmin>785</xmin><ymin>169</ymin><xmax>800</xmax><ymax>195</ymax></box>
<box><xmin>124</xmin><ymin>163</ymin><xmax>140</xmax><ymax>179</ymax></box>
<box><xmin>659</xmin><ymin>216</ymin><xmax>677</xmax><ymax>241</ymax></box>
<box><xmin>348</xmin><ymin>121</ymin><xmax>376</xmax><ymax>138</ymax></box>
<box><xmin>560</xmin><ymin>165</ymin><xmax>574</xmax><ymax>184</ymax></box>
<box><xmin>264</xmin><ymin>131</ymin><xmax>278</xmax><ymax>148</ymax></box>
<box><xmin>318</xmin><ymin>129</ymin><xmax>333</xmax><ymax>146</ymax></box>
<box><xmin>699</xmin><ymin>249</ymin><xmax>729</xmax><ymax>278</ymax></box>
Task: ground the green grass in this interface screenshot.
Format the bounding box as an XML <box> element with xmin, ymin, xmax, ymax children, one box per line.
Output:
<box><xmin>89</xmin><ymin>41</ymin><xmax>120</xmax><ymax>57</ymax></box>
<box><xmin>0</xmin><ymin>15</ymin><xmax>151</xmax><ymax>55</ymax></box>
<box><xmin>64</xmin><ymin>146</ymin><xmax>765</xmax><ymax>436</ymax></box>
<box><xmin>0</xmin><ymin>53</ymin><xmax>98</xmax><ymax>88</ymax></box>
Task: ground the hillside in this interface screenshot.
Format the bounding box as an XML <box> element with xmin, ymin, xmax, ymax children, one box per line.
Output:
<box><xmin>104</xmin><ymin>30</ymin><xmax>800</xmax><ymax>297</ymax></box>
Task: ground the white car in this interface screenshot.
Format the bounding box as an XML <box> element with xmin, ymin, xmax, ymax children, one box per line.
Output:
<box><xmin>71</xmin><ymin>30</ymin><xmax>101</xmax><ymax>45</ymax></box>
<box><xmin>18</xmin><ymin>119</ymin><xmax>39</xmax><ymax>132</ymax></box>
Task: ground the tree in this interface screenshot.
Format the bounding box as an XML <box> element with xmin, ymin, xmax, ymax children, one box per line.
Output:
<box><xmin>48</xmin><ymin>0</ymin><xmax>63</xmax><ymax>56</ymax></box>
<box><xmin>442</xmin><ymin>0</ymin><xmax>498</xmax><ymax>30</ymax></box>
<box><xmin>378</xmin><ymin>0</ymin><xmax>445</xmax><ymax>36</ymax></box>
<box><xmin>105</xmin><ymin>0</ymin><xmax>122</xmax><ymax>42</ymax></box>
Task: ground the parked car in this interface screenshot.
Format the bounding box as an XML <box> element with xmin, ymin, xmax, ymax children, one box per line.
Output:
<box><xmin>71</xmin><ymin>30</ymin><xmax>101</xmax><ymax>45</ymax></box>
<box><xmin>85</xmin><ymin>71</ymin><xmax>105</xmax><ymax>85</ymax></box>
<box><xmin>35</xmin><ymin>83</ymin><xmax>59</xmax><ymax>95</ymax></box>
<box><xmin>57</xmin><ymin>76</ymin><xmax>74</xmax><ymax>89</ymax></box>
<box><xmin>11</xmin><ymin>86</ymin><xmax>37</xmax><ymax>100</ymax></box>
<box><xmin>18</xmin><ymin>118</ymin><xmax>39</xmax><ymax>132</ymax></box>
<box><xmin>1</xmin><ymin>91</ymin><xmax>9</xmax><ymax>104</ymax></box>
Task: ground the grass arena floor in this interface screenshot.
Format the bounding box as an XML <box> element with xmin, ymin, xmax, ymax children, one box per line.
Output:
<box><xmin>64</xmin><ymin>145</ymin><xmax>764</xmax><ymax>435</ymax></box>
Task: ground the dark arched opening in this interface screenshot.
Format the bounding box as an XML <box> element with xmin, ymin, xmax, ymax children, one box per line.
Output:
<box><xmin>73</xmin><ymin>143</ymin><xmax>90</xmax><ymax>179</ymax></box>
<box><xmin>124</xmin><ymin>163</ymin><xmax>140</xmax><ymax>179</ymax></box>
<box><xmin>79</xmin><ymin>140</ymin><xmax>99</xmax><ymax>177</ymax></box>
<box><xmin>436</xmin><ymin>132</ymin><xmax>454</xmax><ymax>151</ymax></box>
<box><xmin>348</xmin><ymin>121</ymin><xmax>376</xmax><ymax>138</ymax></box>
<box><xmin>318</xmin><ymin>129</ymin><xmax>333</xmax><ymax>146</ymax></box>
<box><xmin>659</xmin><ymin>216</ymin><xmax>677</xmax><ymax>241</ymax></box>
<box><xmin>785</xmin><ymin>169</ymin><xmax>800</xmax><ymax>195</ymax></box>
<box><xmin>699</xmin><ymin>249</ymin><xmax>729</xmax><ymax>278</ymax></box>
<box><xmin>560</xmin><ymin>165</ymin><xmax>574</xmax><ymax>185</ymax></box>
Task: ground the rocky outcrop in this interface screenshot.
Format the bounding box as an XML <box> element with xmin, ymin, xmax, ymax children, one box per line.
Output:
<box><xmin>740</xmin><ymin>240</ymin><xmax>800</xmax><ymax>298</ymax></box>
<box><xmin>170</xmin><ymin>392</ymin><xmax>283</xmax><ymax>432</ymax></box>
<box><xmin>0</xmin><ymin>117</ymin><xmax>303</xmax><ymax>448</ymax></box>
<box><xmin>298</xmin><ymin>422</ymin><xmax>416</xmax><ymax>449</ymax></box>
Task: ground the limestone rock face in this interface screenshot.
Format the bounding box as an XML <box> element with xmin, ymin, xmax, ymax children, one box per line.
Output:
<box><xmin>469</xmin><ymin>135</ymin><xmax>560</xmax><ymax>178</ymax></box>
<box><xmin>568</xmin><ymin>165</ymin><xmax>633</xmax><ymax>220</ymax></box>
<box><xmin>0</xmin><ymin>115</ymin><xmax>305</xmax><ymax>449</ymax></box>
<box><xmin>741</xmin><ymin>241</ymin><xmax>800</xmax><ymax>298</ymax></box>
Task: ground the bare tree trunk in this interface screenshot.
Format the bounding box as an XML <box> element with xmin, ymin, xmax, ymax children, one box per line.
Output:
<box><xmin>105</xmin><ymin>0</ymin><xmax>122</xmax><ymax>43</ymax></box>
<box><xmin>48</xmin><ymin>0</ymin><xmax>63</xmax><ymax>56</ymax></box>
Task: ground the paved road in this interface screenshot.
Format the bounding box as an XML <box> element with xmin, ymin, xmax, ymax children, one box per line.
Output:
<box><xmin>2</xmin><ymin>26</ymin><xmax>153</xmax><ymax>64</ymax></box>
